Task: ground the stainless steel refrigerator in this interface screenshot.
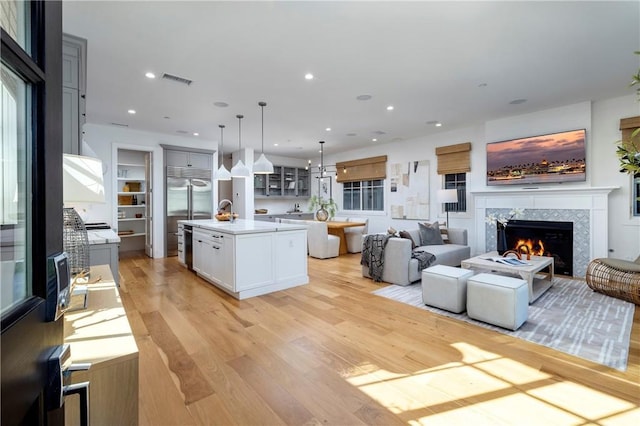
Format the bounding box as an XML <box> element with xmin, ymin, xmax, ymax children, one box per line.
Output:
<box><xmin>166</xmin><ymin>166</ymin><xmax>213</xmax><ymax>256</ymax></box>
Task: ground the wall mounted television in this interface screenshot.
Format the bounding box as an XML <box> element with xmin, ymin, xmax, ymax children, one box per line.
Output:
<box><xmin>486</xmin><ymin>129</ymin><xmax>586</xmax><ymax>186</ymax></box>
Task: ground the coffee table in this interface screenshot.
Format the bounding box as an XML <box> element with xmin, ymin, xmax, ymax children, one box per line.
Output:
<box><xmin>461</xmin><ymin>251</ymin><xmax>554</xmax><ymax>303</ymax></box>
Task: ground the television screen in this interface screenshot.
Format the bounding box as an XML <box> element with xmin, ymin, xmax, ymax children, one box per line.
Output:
<box><xmin>486</xmin><ymin>129</ymin><xmax>586</xmax><ymax>186</ymax></box>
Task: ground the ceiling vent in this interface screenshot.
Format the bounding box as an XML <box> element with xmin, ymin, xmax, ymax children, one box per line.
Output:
<box><xmin>110</xmin><ymin>122</ymin><xmax>129</xmax><ymax>127</ymax></box>
<box><xmin>162</xmin><ymin>72</ymin><xmax>193</xmax><ymax>86</ymax></box>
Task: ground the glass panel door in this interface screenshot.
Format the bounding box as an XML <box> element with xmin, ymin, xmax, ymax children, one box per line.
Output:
<box><xmin>0</xmin><ymin>64</ymin><xmax>31</xmax><ymax>315</ymax></box>
<box><xmin>283</xmin><ymin>167</ymin><xmax>296</xmax><ymax>197</ymax></box>
<box><xmin>268</xmin><ymin>166</ymin><xmax>282</xmax><ymax>196</ymax></box>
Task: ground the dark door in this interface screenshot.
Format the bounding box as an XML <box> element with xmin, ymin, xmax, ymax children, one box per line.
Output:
<box><xmin>1</xmin><ymin>1</ymin><xmax>64</xmax><ymax>425</ymax></box>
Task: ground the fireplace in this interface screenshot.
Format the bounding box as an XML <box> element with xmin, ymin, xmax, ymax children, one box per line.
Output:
<box><xmin>505</xmin><ymin>219</ymin><xmax>573</xmax><ymax>276</ymax></box>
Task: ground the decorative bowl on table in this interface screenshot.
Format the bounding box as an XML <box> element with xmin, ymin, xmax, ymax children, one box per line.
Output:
<box><xmin>215</xmin><ymin>213</ymin><xmax>239</xmax><ymax>221</ymax></box>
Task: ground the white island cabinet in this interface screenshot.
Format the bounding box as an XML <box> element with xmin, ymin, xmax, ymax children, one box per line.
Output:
<box><xmin>184</xmin><ymin>219</ymin><xmax>308</xmax><ymax>299</ymax></box>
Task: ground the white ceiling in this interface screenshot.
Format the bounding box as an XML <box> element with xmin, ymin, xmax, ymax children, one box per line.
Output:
<box><xmin>63</xmin><ymin>1</ymin><xmax>640</xmax><ymax>159</ymax></box>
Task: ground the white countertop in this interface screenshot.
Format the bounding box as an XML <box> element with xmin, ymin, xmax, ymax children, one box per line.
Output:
<box><xmin>87</xmin><ymin>229</ymin><xmax>121</xmax><ymax>244</ymax></box>
<box><xmin>179</xmin><ymin>218</ymin><xmax>307</xmax><ymax>234</ymax></box>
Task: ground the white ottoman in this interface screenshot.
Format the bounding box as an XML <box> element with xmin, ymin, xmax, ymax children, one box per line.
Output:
<box><xmin>467</xmin><ymin>273</ymin><xmax>529</xmax><ymax>331</ymax></box>
<box><xmin>422</xmin><ymin>265</ymin><xmax>475</xmax><ymax>313</ymax></box>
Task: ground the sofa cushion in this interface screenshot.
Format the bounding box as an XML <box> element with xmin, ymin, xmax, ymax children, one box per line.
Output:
<box><xmin>416</xmin><ymin>244</ymin><xmax>470</xmax><ymax>267</ymax></box>
<box><xmin>419</xmin><ymin>222</ymin><xmax>444</xmax><ymax>246</ymax></box>
<box><xmin>399</xmin><ymin>230</ymin><xmax>417</xmax><ymax>249</ymax></box>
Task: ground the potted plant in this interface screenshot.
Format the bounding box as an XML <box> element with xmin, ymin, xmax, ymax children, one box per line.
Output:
<box><xmin>616</xmin><ymin>51</ymin><xmax>640</xmax><ymax>175</ymax></box>
<box><xmin>308</xmin><ymin>195</ymin><xmax>337</xmax><ymax>221</ymax></box>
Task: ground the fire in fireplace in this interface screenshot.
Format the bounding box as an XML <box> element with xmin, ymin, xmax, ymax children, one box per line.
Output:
<box><xmin>505</xmin><ymin>219</ymin><xmax>573</xmax><ymax>276</ymax></box>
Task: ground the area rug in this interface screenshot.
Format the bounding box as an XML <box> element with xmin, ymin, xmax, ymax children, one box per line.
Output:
<box><xmin>372</xmin><ymin>276</ymin><xmax>635</xmax><ymax>371</ymax></box>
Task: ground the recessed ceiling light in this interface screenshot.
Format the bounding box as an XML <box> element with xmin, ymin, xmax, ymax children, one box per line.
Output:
<box><xmin>346</xmin><ymin>133</ymin><xmax>357</xmax><ymax>136</ymax></box>
<box><xmin>426</xmin><ymin>120</ymin><xmax>442</xmax><ymax>127</ymax></box>
<box><xmin>193</xmin><ymin>132</ymin><xmax>199</xmax><ymax>136</ymax></box>
<box><xmin>127</xmin><ymin>109</ymin><xmax>136</xmax><ymax>114</ymax></box>
<box><xmin>356</xmin><ymin>94</ymin><xmax>372</xmax><ymax>101</ymax></box>
<box><xmin>509</xmin><ymin>98</ymin><xmax>527</xmax><ymax>105</ymax></box>
<box><xmin>214</xmin><ymin>102</ymin><xmax>229</xmax><ymax>108</ymax></box>
<box><xmin>164</xmin><ymin>116</ymin><xmax>171</xmax><ymax>119</ymax></box>
<box><xmin>325</xmin><ymin>127</ymin><xmax>331</xmax><ymax>132</ymax></box>
<box><xmin>435</xmin><ymin>122</ymin><xmax>442</xmax><ymax>127</ymax></box>
<box><xmin>373</xmin><ymin>130</ymin><xmax>386</xmax><ymax>135</ymax></box>
<box><xmin>274</xmin><ymin>143</ymin><xmax>278</xmax><ymax>146</ymax></box>
<box><xmin>304</xmin><ymin>73</ymin><xmax>314</xmax><ymax>80</ymax></box>
<box><xmin>145</xmin><ymin>72</ymin><xmax>156</xmax><ymax>79</ymax></box>
<box><xmin>386</xmin><ymin>105</ymin><xmax>394</xmax><ymax>111</ymax></box>
<box><xmin>372</xmin><ymin>138</ymin><xmax>377</xmax><ymax>142</ymax></box>
<box><xmin>478</xmin><ymin>83</ymin><xmax>487</xmax><ymax>87</ymax></box>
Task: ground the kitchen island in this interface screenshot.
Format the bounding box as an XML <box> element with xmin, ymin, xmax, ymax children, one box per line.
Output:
<box><xmin>178</xmin><ymin>219</ymin><xmax>308</xmax><ymax>299</ymax></box>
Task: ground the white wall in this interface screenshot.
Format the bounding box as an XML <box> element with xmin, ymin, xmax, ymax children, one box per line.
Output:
<box><xmin>592</xmin><ymin>95</ymin><xmax>640</xmax><ymax>260</ymax></box>
<box><xmin>323</xmin><ymin>95</ymin><xmax>640</xmax><ymax>259</ymax></box>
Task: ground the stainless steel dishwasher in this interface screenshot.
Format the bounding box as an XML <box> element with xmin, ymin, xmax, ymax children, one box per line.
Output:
<box><xmin>184</xmin><ymin>225</ymin><xmax>193</xmax><ymax>270</ymax></box>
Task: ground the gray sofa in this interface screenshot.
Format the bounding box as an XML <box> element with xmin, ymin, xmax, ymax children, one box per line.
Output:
<box><xmin>362</xmin><ymin>228</ymin><xmax>470</xmax><ymax>286</ymax></box>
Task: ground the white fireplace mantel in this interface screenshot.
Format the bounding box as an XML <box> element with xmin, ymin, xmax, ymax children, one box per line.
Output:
<box><xmin>471</xmin><ymin>186</ymin><xmax>618</xmax><ymax>265</ymax></box>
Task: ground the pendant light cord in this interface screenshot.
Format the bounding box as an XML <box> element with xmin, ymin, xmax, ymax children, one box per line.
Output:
<box><xmin>236</xmin><ymin>114</ymin><xmax>243</xmax><ymax>150</ymax></box>
<box><xmin>259</xmin><ymin>102</ymin><xmax>266</xmax><ymax>154</ymax></box>
<box><xmin>218</xmin><ymin>124</ymin><xmax>225</xmax><ymax>167</ymax></box>
<box><xmin>320</xmin><ymin>140</ymin><xmax>325</xmax><ymax>176</ymax></box>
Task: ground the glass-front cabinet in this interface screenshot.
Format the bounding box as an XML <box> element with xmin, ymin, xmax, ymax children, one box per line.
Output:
<box><xmin>254</xmin><ymin>166</ymin><xmax>310</xmax><ymax>198</ymax></box>
<box><xmin>267</xmin><ymin>167</ymin><xmax>282</xmax><ymax>196</ymax></box>
<box><xmin>296</xmin><ymin>168</ymin><xmax>310</xmax><ymax>197</ymax></box>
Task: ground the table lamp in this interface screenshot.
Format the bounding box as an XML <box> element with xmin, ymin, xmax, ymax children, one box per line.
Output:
<box><xmin>437</xmin><ymin>188</ymin><xmax>458</xmax><ymax>226</ymax></box>
<box><xmin>63</xmin><ymin>154</ymin><xmax>105</xmax><ymax>277</ymax></box>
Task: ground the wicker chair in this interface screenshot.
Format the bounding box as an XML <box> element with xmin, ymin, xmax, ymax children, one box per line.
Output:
<box><xmin>585</xmin><ymin>256</ymin><xmax>640</xmax><ymax>305</ymax></box>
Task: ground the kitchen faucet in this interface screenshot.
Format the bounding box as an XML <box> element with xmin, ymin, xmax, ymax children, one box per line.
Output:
<box><xmin>218</xmin><ymin>199</ymin><xmax>234</xmax><ymax>222</ymax></box>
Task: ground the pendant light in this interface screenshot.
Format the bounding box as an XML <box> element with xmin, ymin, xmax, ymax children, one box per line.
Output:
<box><xmin>216</xmin><ymin>124</ymin><xmax>231</xmax><ymax>180</ymax></box>
<box><xmin>230</xmin><ymin>114</ymin><xmax>251</xmax><ymax>178</ymax></box>
<box><xmin>253</xmin><ymin>101</ymin><xmax>274</xmax><ymax>174</ymax></box>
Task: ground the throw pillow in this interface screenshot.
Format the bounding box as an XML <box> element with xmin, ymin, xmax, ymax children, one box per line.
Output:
<box><xmin>418</xmin><ymin>221</ymin><xmax>444</xmax><ymax>246</ymax></box>
<box><xmin>440</xmin><ymin>227</ymin><xmax>450</xmax><ymax>244</ymax></box>
<box><xmin>398</xmin><ymin>230</ymin><xmax>417</xmax><ymax>249</ymax></box>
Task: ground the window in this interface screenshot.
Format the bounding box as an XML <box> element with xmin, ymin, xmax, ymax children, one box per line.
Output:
<box><xmin>343</xmin><ymin>179</ymin><xmax>384</xmax><ymax>211</ymax></box>
<box><xmin>634</xmin><ymin>173</ymin><xmax>640</xmax><ymax>217</ymax></box>
<box><xmin>1</xmin><ymin>0</ymin><xmax>37</xmax><ymax>315</ymax></box>
<box><xmin>444</xmin><ymin>173</ymin><xmax>467</xmax><ymax>213</ymax></box>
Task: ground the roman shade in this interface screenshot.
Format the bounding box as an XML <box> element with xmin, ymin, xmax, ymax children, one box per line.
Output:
<box><xmin>620</xmin><ymin>115</ymin><xmax>640</xmax><ymax>150</ymax></box>
<box><xmin>435</xmin><ymin>142</ymin><xmax>471</xmax><ymax>174</ymax></box>
<box><xmin>336</xmin><ymin>155</ymin><xmax>387</xmax><ymax>183</ymax></box>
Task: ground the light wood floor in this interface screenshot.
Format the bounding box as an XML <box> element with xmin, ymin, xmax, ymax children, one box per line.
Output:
<box><xmin>118</xmin><ymin>252</ymin><xmax>640</xmax><ymax>425</ymax></box>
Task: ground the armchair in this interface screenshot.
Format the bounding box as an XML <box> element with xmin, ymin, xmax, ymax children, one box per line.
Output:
<box><xmin>344</xmin><ymin>217</ymin><xmax>369</xmax><ymax>253</ymax></box>
<box><xmin>585</xmin><ymin>256</ymin><xmax>640</xmax><ymax>305</ymax></box>
<box><xmin>306</xmin><ymin>221</ymin><xmax>340</xmax><ymax>259</ymax></box>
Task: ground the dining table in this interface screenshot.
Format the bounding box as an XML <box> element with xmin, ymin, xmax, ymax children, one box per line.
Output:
<box><xmin>326</xmin><ymin>220</ymin><xmax>366</xmax><ymax>255</ymax></box>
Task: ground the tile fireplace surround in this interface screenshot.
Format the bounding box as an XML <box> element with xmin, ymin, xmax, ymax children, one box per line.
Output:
<box><xmin>472</xmin><ymin>187</ymin><xmax>617</xmax><ymax>278</ymax></box>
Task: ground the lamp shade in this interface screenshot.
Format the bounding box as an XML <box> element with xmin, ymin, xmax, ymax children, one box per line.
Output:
<box><xmin>253</xmin><ymin>153</ymin><xmax>274</xmax><ymax>174</ymax></box>
<box><xmin>216</xmin><ymin>164</ymin><xmax>232</xmax><ymax>180</ymax></box>
<box><xmin>437</xmin><ymin>188</ymin><xmax>458</xmax><ymax>204</ymax></box>
<box><xmin>230</xmin><ymin>159</ymin><xmax>251</xmax><ymax>178</ymax></box>
<box><xmin>63</xmin><ymin>154</ymin><xmax>105</xmax><ymax>203</ymax></box>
